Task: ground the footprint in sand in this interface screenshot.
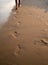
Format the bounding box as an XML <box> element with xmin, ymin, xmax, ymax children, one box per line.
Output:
<box><xmin>34</xmin><ymin>39</ymin><xmax>48</xmax><ymax>46</ymax></box>
<box><xmin>14</xmin><ymin>44</ymin><xmax>25</xmax><ymax>56</ymax></box>
<box><xmin>41</xmin><ymin>39</ymin><xmax>48</xmax><ymax>46</ymax></box>
<box><xmin>12</xmin><ymin>11</ymin><xmax>17</xmax><ymax>15</ymax></box>
<box><xmin>16</xmin><ymin>21</ymin><xmax>21</xmax><ymax>27</ymax></box>
<box><xmin>9</xmin><ymin>31</ymin><xmax>19</xmax><ymax>39</ymax></box>
<box><xmin>34</xmin><ymin>40</ymin><xmax>41</xmax><ymax>45</ymax></box>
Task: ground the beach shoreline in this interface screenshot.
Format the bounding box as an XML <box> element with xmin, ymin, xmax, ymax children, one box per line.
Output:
<box><xmin>0</xmin><ymin>0</ymin><xmax>48</xmax><ymax>65</ymax></box>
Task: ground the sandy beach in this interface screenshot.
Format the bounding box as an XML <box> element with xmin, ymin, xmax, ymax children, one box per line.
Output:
<box><xmin>0</xmin><ymin>0</ymin><xmax>48</xmax><ymax>65</ymax></box>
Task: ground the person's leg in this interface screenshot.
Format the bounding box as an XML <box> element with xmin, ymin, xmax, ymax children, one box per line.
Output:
<box><xmin>15</xmin><ymin>0</ymin><xmax>18</xmax><ymax>9</ymax></box>
<box><xmin>18</xmin><ymin>0</ymin><xmax>20</xmax><ymax>7</ymax></box>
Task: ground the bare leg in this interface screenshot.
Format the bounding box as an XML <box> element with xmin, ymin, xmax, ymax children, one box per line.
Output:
<box><xmin>15</xmin><ymin>0</ymin><xmax>18</xmax><ymax>9</ymax></box>
<box><xmin>18</xmin><ymin>0</ymin><xmax>20</xmax><ymax>7</ymax></box>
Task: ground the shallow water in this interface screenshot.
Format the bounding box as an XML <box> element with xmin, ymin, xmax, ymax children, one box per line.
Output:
<box><xmin>0</xmin><ymin>0</ymin><xmax>15</xmax><ymax>27</ymax></box>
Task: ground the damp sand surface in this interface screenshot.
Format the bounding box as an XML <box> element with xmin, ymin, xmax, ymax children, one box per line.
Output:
<box><xmin>0</xmin><ymin>0</ymin><xmax>48</xmax><ymax>65</ymax></box>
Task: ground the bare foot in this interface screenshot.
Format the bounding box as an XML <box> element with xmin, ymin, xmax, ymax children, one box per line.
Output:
<box><xmin>16</xmin><ymin>7</ymin><xmax>18</xmax><ymax>10</ymax></box>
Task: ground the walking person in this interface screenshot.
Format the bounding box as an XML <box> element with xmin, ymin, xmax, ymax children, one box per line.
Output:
<box><xmin>15</xmin><ymin>0</ymin><xmax>21</xmax><ymax>10</ymax></box>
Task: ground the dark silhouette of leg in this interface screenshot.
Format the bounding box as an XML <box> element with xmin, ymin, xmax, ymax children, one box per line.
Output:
<box><xmin>18</xmin><ymin>0</ymin><xmax>20</xmax><ymax>7</ymax></box>
<box><xmin>15</xmin><ymin>0</ymin><xmax>18</xmax><ymax>9</ymax></box>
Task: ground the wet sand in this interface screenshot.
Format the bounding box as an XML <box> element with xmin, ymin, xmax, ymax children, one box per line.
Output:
<box><xmin>0</xmin><ymin>0</ymin><xmax>48</xmax><ymax>65</ymax></box>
